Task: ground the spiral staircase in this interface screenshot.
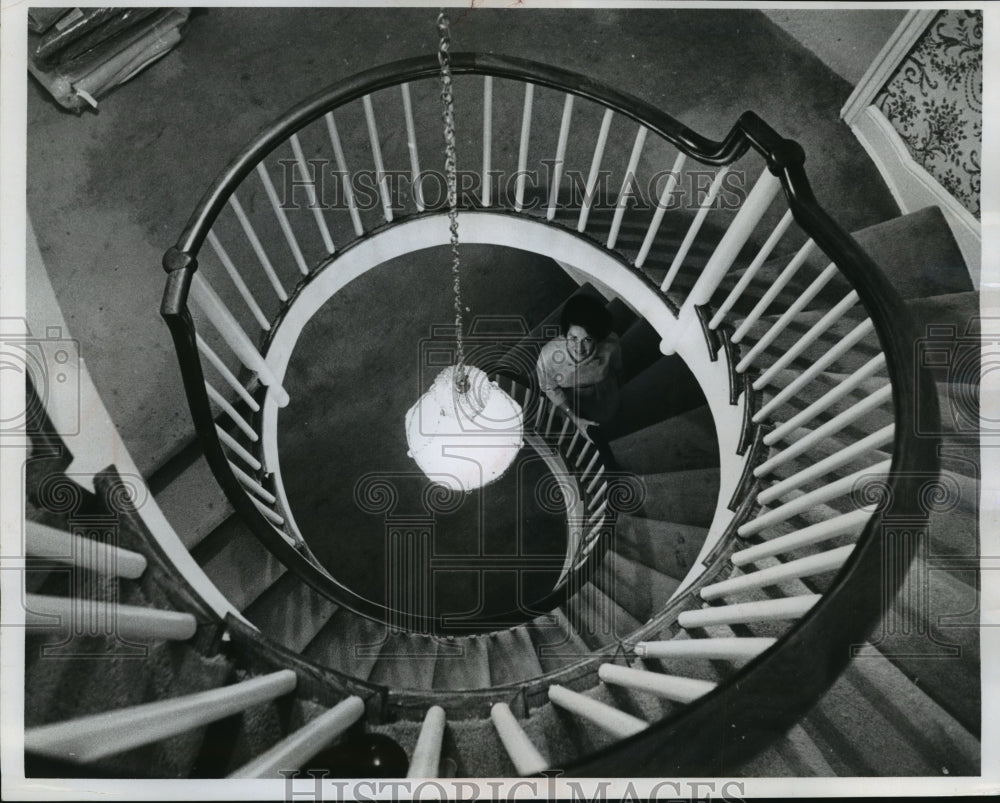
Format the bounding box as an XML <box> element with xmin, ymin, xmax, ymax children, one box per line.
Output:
<box><xmin>19</xmin><ymin>54</ymin><xmax>980</xmax><ymax>780</ymax></box>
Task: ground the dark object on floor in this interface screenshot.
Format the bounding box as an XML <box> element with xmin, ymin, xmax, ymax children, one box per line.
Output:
<box><xmin>307</xmin><ymin>732</ymin><xmax>409</xmax><ymax>778</ymax></box>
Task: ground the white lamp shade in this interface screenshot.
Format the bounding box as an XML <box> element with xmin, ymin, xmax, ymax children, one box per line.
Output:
<box><xmin>405</xmin><ymin>365</ymin><xmax>524</xmax><ymax>492</ymax></box>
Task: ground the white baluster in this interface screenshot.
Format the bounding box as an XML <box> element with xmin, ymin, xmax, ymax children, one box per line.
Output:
<box><xmin>765</xmin><ymin>354</ymin><xmax>886</xmax><ymax>444</ymax></box>
<box><xmin>26</xmin><ymin>521</ymin><xmax>146</xmax><ymax>579</ymax></box>
<box><xmin>547</xmin><ymin>684</ymin><xmax>648</xmax><ymax>738</ymax></box>
<box><xmin>736</xmin><ymin>263</ymin><xmax>838</xmax><ymax>371</ymax></box>
<box><xmin>709</xmin><ymin>209</ymin><xmax>794</xmax><ymax>329</ymax></box>
<box><xmin>250</xmin><ymin>495</ymin><xmax>285</xmax><ymax>528</ymax></box>
<box><xmin>756</xmin><ymin>385</ymin><xmax>893</xmax><ymax>475</ymax></box>
<box><xmin>700</xmin><ymin>546</ymin><xmax>855</xmax><ymax>601</ymax></box>
<box><xmin>547</xmin><ymin>94</ymin><xmax>575</xmax><ymax>221</ymax></box>
<box><xmin>756</xmin><ymin>425</ymin><xmax>894</xmax><ymax>505</ymax></box>
<box><xmin>230</xmin><ymin>461</ymin><xmax>277</xmax><ymax>505</ymax></box>
<box><xmin>289</xmin><ymin>133</ymin><xmax>336</xmax><ymax>253</ymax></box>
<box><xmin>482</xmin><ymin>76</ymin><xmax>493</xmax><ymax>207</ymax></box>
<box><xmin>731</xmin><ymin>239</ymin><xmax>815</xmax><ymax>342</ymax></box>
<box><xmin>588</xmin><ymin>481</ymin><xmax>607</xmax><ymax>510</ymax></box>
<box><xmin>190</xmin><ymin>273</ymin><xmax>289</xmax><ymax>407</ymax></box>
<box><xmin>514</xmin><ymin>83</ymin><xmax>535</xmax><ymax>212</ymax></box>
<box><xmin>588</xmin><ymin>499</ymin><xmax>609</xmax><ymax>524</ymax></box>
<box><xmin>362</xmin><ymin>95</ymin><xmax>394</xmax><ymax>223</ymax></box>
<box><xmin>585</xmin><ymin>465</ymin><xmax>605</xmax><ymax>495</ymax></box>
<box><xmin>26</xmin><ymin>594</ymin><xmax>197</xmax><ymax>641</ymax></box>
<box><xmin>229</xmin><ymin>195</ymin><xmax>288</xmax><ymax>301</ymax></box>
<box><xmin>751</xmin><ymin>292</ymin><xmax>863</xmax><ymax>387</ymax></box>
<box><xmin>205</xmin><ymin>382</ymin><xmax>258</xmax><ymax>442</ymax></box>
<box><xmin>196</xmin><ymin>334</ymin><xmax>260</xmax><ymax>412</ymax></box>
<box><xmin>400</xmin><ymin>83</ymin><xmax>425</xmax><ymax>212</ymax></box>
<box><xmin>490</xmin><ymin>703</ymin><xmax>548</xmax><ymax>775</ymax></box>
<box><xmin>325</xmin><ymin>111</ymin><xmax>364</xmax><ymax>237</ymax></box>
<box><xmin>659</xmin><ymin>166</ymin><xmax>730</xmax><ymax>293</ymax></box>
<box><xmin>635</xmin><ymin>637</ymin><xmax>775</xmax><ymax>661</ymax></box>
<box><xmin>578</xmin><ymin>109</ymin><xmax>614</xmax><ymax>232</ymax></box>
<box><xmin>678</xmin><ymin>595</ymin><xmax>819</xmax><ymax>628</ymax></box>
<box><xmin>408</xmin><ymin>706</ymin><xmax>446</xmax><ymax>778</ymax></box>
<box><xmin>598</xmin><ymin>664</ymin><xmax>715</xmax><ymax>703</ymax></box>
<box><xmin>256</xmin><ymin>162</ymin><xmax>310</xmax><ymax>275</ymax></box>
<box><xmin>578</xmin><ymin>444</ymin><xmax>598</xmax><ymax>473</ymax></box>
<box><xmin>217</xmin><ymin>425</ymin><xmax>262</xmax><ymax>471</ymax></box>
<box><xmin>753</xmin><ymin>318</ymin><xmax>876</xmax><ymax>413</ymax></box>
<box><xmin>206</xmin><ymin>231</ymin><xmax>270</xmax><ymax>331</ymax></box>
<box><xmin>742</xmin><ymin>460</ymin><xmax>891</xmax><ymax>537</ymax></box>
<box><xmin>25</xmin><ymin>670</ymin><xmax>297</xmax><ymax>763</ymax></box>
<box><xmin>230</xmin><ymin>696</ymin><xmax>365</xmax><ymax>778</ymax></box>
<box><xmin>636</xmin><ymin>151</ymin><xmax>686</xmax><ymax>267</ymax></box>
<box><xmin>607</xmin><ymin>126</ymin><xmax>648</xmax><ymax>249</ymax></box>
<box><xmin>732</xmin><ymin>510</ymin><xmax>870</xmax><ymax>566</ymax></box>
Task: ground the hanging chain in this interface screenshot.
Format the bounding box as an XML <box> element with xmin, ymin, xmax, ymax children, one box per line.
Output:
<box><xmin>437</xmin><ymin>10</ymin><xmax>467</xmax><ymax>390</ymax></box>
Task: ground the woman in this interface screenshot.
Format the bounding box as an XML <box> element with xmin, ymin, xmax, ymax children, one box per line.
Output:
<box><xmin>536</xmin><ymin>294</ymin><xmax>622</xmax><ymax>441</ymax></box>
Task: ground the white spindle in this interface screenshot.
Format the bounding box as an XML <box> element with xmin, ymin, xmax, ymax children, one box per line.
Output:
<box><xmin>756</xmin><ymin>425</ymin><xmax>894</xmax><ymax>505</ymax></box>
<box><xmin>533</xmin><ymin>395</ymin><xmax>546</xmax><ymax>430</ymax></box>
<box><xmin>26</xmin><ymin>521</ymin><xmax>146</xmax><ymax>579</ymax></box>
<box><xmin>679</xmin><ymin>595</ymin><xmax>819</xmax><ymax>628</ymax></box>
<box><xmin>732</xmin><ymin>510</ymin><xmax>870</xmax><ymax>566</ymax></box>
<box><xmin>206</xmin><ymin>231</ymin><xmax>271</xmax><ymax>331</ymax></box>
<box><xmin>545</xmin><ymin>403</ymin><xmax>556</xmax><ymax>436</ymax></box>
<box><xmin>567</xmin><ymin>428</ymin><xmax>581</xmax><ymax>456</ymax></box>
<box><xmin>577</xmin><ymin>109</ymin><xmax>614</xmax><ymax>232</ymax></box>
<box><xmin>598</xmin><ymin>664</ymin><xmax>715</xmax><ymax>704</ymax></box>
<box><xmin>482</xmin><ymin>76</ymin><xmax>493</xmax><ymax>207</ymax></box>
<box><xmin>26</xmin><ymin>594</ymin><xmax>197</xmax><ymax>641</ymax></box>
<box><xmin>229</xmin><ymin>195</ymin><xmax>288</xmax><ymax>301</ymax></box>
<box><xmin>585</xmin><ymin>465</ymin><xmax>605</xmax><ymax>495</ymax></box>
<box><xmin>636</xmin><ymin>151</ymin><xmax>686</xmax><ymax>267</ymax></box>
<box><xmin>588</xmin><ymin>499</ymin><xmax>608</xmax><ymax>524</ymax></box>
<box><xmin>196</xmin><ymin>334</ymin><xmax>259</xmax><ymax>412</ymax></box>
<box><xmin>607</xmin><ymin>126</ymin><xmax>648</xmax><ymax>249</ymax></box>
<box><xmin>217</xmin><ymin>425</ymin><xmax>261</xmax><ymax>471</ymax></box>
<box><xmin>753</xmin><ymin>318</ymin><xmax>876</xmax><ymax>412</ymax></box>
<box><xmin>325</xmin><ymin>111</ymin><xmax>364</xmax><ymax>237</ymax></box>
<box><xmin>751</xmin><ymin>292</ymin><xmax>863</xmax><ymax>387</ymax></box>
<box><xmin>700</xmin><ymin>546</ymin><xmax>855</xmax><ymax>601</ymax></box>
<box><xmin>514</xmin><ymin>83</ymin><xmax>535</xmax><ymax>212</ymax></box>
<box><xmin>206</xmin><ymin>382</ymin><xmax>258</xmax><ymax>442</ymax></box>
<box><xmin>731</xmin><ymin>239</ymin><xmax>815</xmax><ymax>343</ymax></box>
<box><xmin>230</xmin><ymin>461</ymin><xmax>277</xmax><ymax>505</ymax></box>
<box><xmin>490</xmin><ymin>703</ymin><xmax>548</xmax><ymax>775</ymax></box>
<box><xmin>736</xmin><ymin>263</ymin><xmax>838</xmax><ymax>371</ymax></box>
<box><xmin>547</xmin><ymin>94</ymin><xmax>575</xmax><ymax>220</ymax></box>
<box><xmin>765</xmin><ymin>354</ymin><xmax>886</xmax><ymax>444</ymax></box>
<box><xmin>230</xmin><ymin>696</ymin><xmax>365</xmax><ymax>778</ymax></box>
<box><xmin>580</xmin><ymin>448</ymin><xmax>599</xmax><ymax>476</ymax></box>
<box><xmin>250</xmin><ymin>495</ymin><xmax>285</xmax><ymax>527</ymax></box>
<box><xmin>547</xmin><ymin>684</ymin><xmax>648</xmax><ymax>738</ymax></box>
<box><xmin>24</xmin><ymin>670</ymin><xmax>297</xmax><ymax>763</ymax></box>
<box><xmin>742</xmin><ymin>460</ymin><xmax>891</xmax><ymax>536</ymax></box>
<box><xmin>400</xmin><ymin>84</ymin><xmax>425</xmax><ymax>212</ymax></box>
<box><xmin>756</xmin><ymin>385</ymin><xmax>893</xmax><ymax>475</ymax></box>
<box><xmin>635</xmin><ymin>637</ymin><xmax>775</xmax><ymax>661</ymax></box>
<box><xmin>408</xmin><ymin>706</ymin><xmax>446</xmax><ymax>778</ymax></box>
<box><xmin>685</xmin><ymin>169</ymin><xmax>782</xmax><ymax>307</ymax></box>
<box><xmin>289</xmin><ymin>133</ymin><xmax>336</xmax><ymax>253</ymax></box>
<box><xmin>659</xmin><ymin>166</ymin><xmax>730</xmax><ymax>293</ymax></box>
<box><xmin>256</xmin><ymin>162</ymin><xmax>309</xmax><ymax>275</ymax></box>
<box><xmin>558</xmin><ymin>416</ymin><xmax>570</xmax><ymax>445</ymax></box>
<box><xmin>588</xmin><ymin>481</ymin><xmax>607</xmax><ymax>510</ymax></box>
<box><xmin>362</xmin><ymin>95</ymin><xmax>394</xmax><ymax>223</ymax></box>
<box><xmin>190</xmin><ymin>273</ymin><xmax>289</xmax><ymax>407</ymax></box>
<box><xmin>710</xmin><ymin>209</ymin><xmax>794</xmax><ymax>329</ymax></box>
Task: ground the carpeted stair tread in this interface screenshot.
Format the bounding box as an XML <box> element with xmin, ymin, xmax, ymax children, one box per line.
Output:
<box><xmin>528</xmin><ymin>608</ymin><xmax>591</xmax><ymax>672</ymax></box>
<box><xmin>432</xmin><ymin>635</ymin><xmax>491</xmax><ymax>690</ymax></box>
<box><xmin>197</xmin><ymin>519</ymin><xmax>287</xmax><ymax>612</ymax></box>
<box><xmin>905</xmin><ymin>289</ymin><xmax>979</xmax><ymax>342</ymax></box>
<box><xmin>614</xmin><ymin>515</ymin><xmax>708</xmax><ymax>582</ymax></box>
<box><xmin>798</xmin><ymin>652</ymin><xmax>979</xmax><ymax>776</ymax></box>
<box><xmin>609</xmin><ymin>403</ymin><xmax>719</xmax><ymax>475</ymax></box>
<box><xmin>617</xmin><ymin>316</ymin><xmax>664</xmax><ymax>384</ymax></box>
<box><xmin>242</xmin><ymin>571</ymin><xmax>340</xmax><ymax>654</ymax></box>
<box><xmin>633</xmin><ymin>468</ymin><xmax>720</xmax><ymax>526</ymax></box>
<box><xmin>592</xmin><ymin>549</ymin><xmax>681</xmax><ymax>624</ymax></box>
<box><xmin>367</xmin><ymin>632</ymin><xmax>438</xmax><ymax>690</ymax></box>
<box><xmin>564</xmin><ymin>581</ymin><xmax>642</xmax><ymax>649</ymax></box>
<box><xmin>301</xmin><ymin>609</ymin><xmax>387</xmax><ymax>680</ymax></box>
<box><xmin>487</xmin><ymin>626</ymin><xmax>545</xmax><ymax>687</ymax></box>
<box><xmin>736</xmin><ymin>723</ymin><xmax>837</xmax><ymax>776</ymax></box>
<box><xmin>154</xmin><ymin>453</ymin><xmax>233</xmax><ymax>551</ymax></box>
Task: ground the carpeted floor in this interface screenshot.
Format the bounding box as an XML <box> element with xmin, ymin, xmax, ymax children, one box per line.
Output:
<box><xmin>26</xmin><ymin>7</ymin><xmax>901</xmax><ymax>479</ymax></box>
